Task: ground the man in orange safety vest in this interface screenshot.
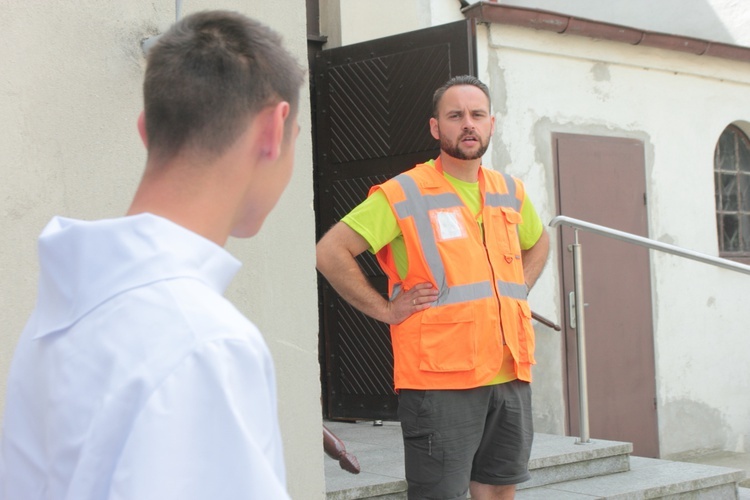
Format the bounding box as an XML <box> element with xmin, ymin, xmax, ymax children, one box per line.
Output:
<box><xmin>316</xmin><ymin>75</ymin><xmax>550</xmax><ymax>500</ymax></box>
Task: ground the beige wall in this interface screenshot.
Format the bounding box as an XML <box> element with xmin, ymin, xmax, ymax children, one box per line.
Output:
<box><xmin>0</xmin><ymin>1</ymin><xmax>324</xmax><ymax>497</ymax></box>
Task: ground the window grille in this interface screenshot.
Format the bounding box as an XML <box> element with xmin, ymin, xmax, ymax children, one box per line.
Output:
<box><xmin>715</xmin><ymin>125</ymin><xmax>750</xmax><ymax>256</ymax></box>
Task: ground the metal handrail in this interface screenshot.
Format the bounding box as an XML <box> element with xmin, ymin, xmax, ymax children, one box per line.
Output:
<box><xmin>549</xmin><ymin>215</ymin><xmax>750</xmax><ymax>445</ymax></box>
<box><xmin>551</xmin><ymin>216</ymin><xmax>750</xmax><ymax>275</ymax></box>
<box><xmin>531</xmin><ymin>311</ymin><xmax>562</xmax><ymax>331</ymax></box>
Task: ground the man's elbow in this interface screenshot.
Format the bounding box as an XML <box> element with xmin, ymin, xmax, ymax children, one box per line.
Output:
<box><xmin>524</xmin><ymin>228</ymin><xmax>550</xmax><ymax>261</ymax></box>
<box><xmin>316</xmin><ymin>227</ymin><xmax>348</xmax><ymax>275</ymax></box>
<box><xmin>315</xmin><ymin>237</ymin><xmax>334</xmax><ymax>274</ymax></box>
<box><xmin>537</xmin><ymin>228</ymin><xmax>550</xmax><ymax>255</ymax></box>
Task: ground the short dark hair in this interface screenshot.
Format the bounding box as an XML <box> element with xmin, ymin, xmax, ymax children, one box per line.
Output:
<box><xmin>143</xmin><ymin>10</ymin><xmax>305</xmax><ymax>163</ymax></box>
<box><xmin>432</xmin><ymin>75</ymin><xmax>491</xmax><ymax>117</ymax></box>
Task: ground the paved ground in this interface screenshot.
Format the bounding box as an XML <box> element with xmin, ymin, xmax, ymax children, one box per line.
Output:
<box><xmin>324</xmin><ymin>420</ymin><xmax>405</xmax><ymax>497</ymax></box>
<box><xmin>676</xmin><ymin>450</ymin><xmax>750</xmax><ymax>488</ymax></box>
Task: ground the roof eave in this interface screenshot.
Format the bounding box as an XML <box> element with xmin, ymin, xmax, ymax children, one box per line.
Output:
<box><xmin>462</xmin><ymin>1</ymin><xmax>750</xmax><ymax>64</ymax></box>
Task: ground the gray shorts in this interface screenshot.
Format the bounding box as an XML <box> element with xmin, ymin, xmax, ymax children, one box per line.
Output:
<box><xmin>397</xmin><ymin>380</ymin><xmax>533</xmax><ymax>499</ymax></box>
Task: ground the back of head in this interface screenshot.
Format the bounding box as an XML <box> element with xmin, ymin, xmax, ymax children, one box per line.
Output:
<box><xmin>143</xmin><ymin>10</ymin><xmax>305</xmax><ymax>164</ymax></box>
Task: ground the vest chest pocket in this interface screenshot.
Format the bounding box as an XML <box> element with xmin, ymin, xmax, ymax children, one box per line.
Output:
<box><xmin>489</xmin><ymin>207</ymin><xmax>522</xmax><ymax>256</ymax></box>
<box><xmin>419</xmin><ymin>304</ymin><xmax>477</xmax><ymax>372</ymax></box>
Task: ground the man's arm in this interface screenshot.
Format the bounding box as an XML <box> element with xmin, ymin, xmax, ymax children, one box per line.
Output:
<box><xmin>316</xmin><ymin>222</ymin><xmax>437</xmax><ymax>325</ymax></box>
<box><xmin>521</xmin><ymin>228</ymin><xmax>549</xmax><ymax>291</ymax></box>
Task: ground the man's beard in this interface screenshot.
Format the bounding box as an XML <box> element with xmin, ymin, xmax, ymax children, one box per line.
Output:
<box><xmin>440</xmin><ymin>132</ymin><xmax>490</xmax><ymax>160</ymax></box>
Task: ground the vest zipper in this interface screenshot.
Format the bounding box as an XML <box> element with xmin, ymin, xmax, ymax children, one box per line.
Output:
<box><xmin>482</xmin><ymin>215</ymin><xmax>506</xmax><ymax>346</ymax></box>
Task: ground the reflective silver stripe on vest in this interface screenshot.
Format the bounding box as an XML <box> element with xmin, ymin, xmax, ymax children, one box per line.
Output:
<box><xmin>497</xmin><ymin>280</ymin><xmax>528</xmax><ymax>300</ymax></box>
<box><xmin>394</xmin><ymin>192</ymin><xmax>462</xmax><ymax>218</ymax></box>
<box><xmin>390</xmin><ymin>171</ymin><xmax>524</xmax><ymax>305</ymax></box>
<box><xmin>443</xmin><ymin>282</ymin><xmax>495</xmax><ymax>304</ymax></box>
<box><xmin>485</xmin><ymin>173</ymin><xmax>521</xmax><ymax>211</ymax></box>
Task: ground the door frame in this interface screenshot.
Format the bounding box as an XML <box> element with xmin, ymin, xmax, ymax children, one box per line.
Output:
<box><xmin>553</xmin><ymin>132</ymin><xmax>660</xmax><ymax>457</ymax></box>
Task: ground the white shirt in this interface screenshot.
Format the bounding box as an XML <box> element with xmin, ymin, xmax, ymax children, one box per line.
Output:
<box><xmin>0</xmin><ymin>214</ymin><xmax>289</xmax><ymax>500</ymax></box>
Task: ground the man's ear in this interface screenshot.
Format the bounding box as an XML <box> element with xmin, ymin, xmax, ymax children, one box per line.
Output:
<box><xmin>490</xmin><ymin>114</ymin><xmax>496</xmax><ymax>136</ymax></box>
<box><xmin>258</xmin><ymin>101</ymin><xmax>291</xmax><ymax>162</ymax></box>
<box><xmin>137</xmin><ymin>111</ymin><xmax>148</xmax><ymax>148</ymax></box>
<box><xmin>429</xmin><ymin>117</ymin><xmax>440</xmax><ymax>141</ymax></box>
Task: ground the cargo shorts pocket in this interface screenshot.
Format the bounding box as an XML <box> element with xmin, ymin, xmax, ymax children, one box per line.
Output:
<box><xmin>403</xmin><ymin>432</ymin><xmax>444</xmax><ymax>488</ymax></box>
<box><xmin>398</xmin><ymin>390</ymin><xmax>444</xmax><ymax>488</ymax></box>
<box><xmin>419</xmin><ymin>304</ymin><xmax>476</xmax><ymax>372</ymax></box>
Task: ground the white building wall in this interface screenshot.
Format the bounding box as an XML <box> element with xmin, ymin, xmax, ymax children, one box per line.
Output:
<box><xmin>480</xmin><ymin>22</ymin><xmax>750</xmax><ymax>457</ymax></box>
<box><xmin>0</xmin><ymin>1</ymin><xmax>324</xmax><ymax>497</ymax></box>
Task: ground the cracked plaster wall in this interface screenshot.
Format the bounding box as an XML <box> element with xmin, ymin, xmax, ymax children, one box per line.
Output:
<box><xmin>478</xmin><ymin>22</ymin><xmax>750</xmax><ymax>457</ymax></box>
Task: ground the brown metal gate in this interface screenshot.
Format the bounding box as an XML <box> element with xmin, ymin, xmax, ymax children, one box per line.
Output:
<box><xmin>313</xmin><ymin>20</ymin><xmax>477</xmax><ymax>420</ymax></box>
<box><xmin>554</xmin><ymin>133</ymin><xmax>660</xmax><ymax>457</ymax></box>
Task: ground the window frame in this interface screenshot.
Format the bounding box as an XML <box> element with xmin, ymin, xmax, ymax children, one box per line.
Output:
<box><xmin>715</xmin><ymin>124</ymin><xmax>750</xmax><ymax>262</ymax></box>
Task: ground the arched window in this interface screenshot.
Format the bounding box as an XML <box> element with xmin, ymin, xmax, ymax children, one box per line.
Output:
<box><xmin>715</xmin><ymin>125</ymin><xmax>750</xmax><ymax>256</ymax></box>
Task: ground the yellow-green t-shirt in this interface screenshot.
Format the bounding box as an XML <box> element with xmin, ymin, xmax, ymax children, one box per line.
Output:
<box><xmin>341</xmin><ymin>161</ymin><xmax>544</xmax><ymax>385</ymax></box>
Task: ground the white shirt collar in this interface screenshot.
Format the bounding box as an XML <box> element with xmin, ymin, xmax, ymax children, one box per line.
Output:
<box><xmin>34</xmin><ymin>213</ymin><xmax>241</xmax><ymax>338</ymax></box>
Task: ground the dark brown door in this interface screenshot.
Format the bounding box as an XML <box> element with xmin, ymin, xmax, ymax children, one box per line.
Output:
<box><xmin>313</xmin><ymin>20</ymin><xmax>477</xmax><ymax>420</ymax></box>
<box><xmin>554</xmin><ymin>133</ymin><xmax>660</xmax><ymax>457</ymax></box>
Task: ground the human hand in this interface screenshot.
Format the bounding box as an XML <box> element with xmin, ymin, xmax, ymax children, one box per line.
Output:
<box><xmin>387</xmin><ymin>282</ymin><xmax>439</xmax><ymax>325</ymax></box>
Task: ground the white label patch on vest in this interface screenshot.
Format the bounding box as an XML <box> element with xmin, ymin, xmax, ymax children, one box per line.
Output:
<box><xmin>431</xmin><ymin>209</ymin><xmax>466</xmax><ymax>241</ymax></box>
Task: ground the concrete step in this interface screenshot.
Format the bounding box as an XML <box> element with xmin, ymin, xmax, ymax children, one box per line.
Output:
<box><xmin>324</xmin><ymin>422</ymin><xmax>746</xmax><ymax>499</ymax></box>
<box><xmin>676</xmin><ymin>450</ymin><xmax>750</xmax><ymax>489</ymax></box>
<box><xmin>520</xmin><ymin>434</ymin><xmax>632</xmax><ymax>490</ymax></box>
<box><xmin>325</xmin><ymin>424</ymin><xmax>631</xmax><ymax>499</ymax></box>
<box><xmin>517</xmin><ymin>456</ymin><xmax>746</xmax><ymax>499</ymax></box>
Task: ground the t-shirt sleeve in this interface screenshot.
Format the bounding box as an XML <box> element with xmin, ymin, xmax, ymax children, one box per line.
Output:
<box><xmin>109</xmin><ymin>337</ymin><xmax>290</xmax><ymax>500</ymax></box>
<box><xmin>518</xmin><ymin>193</ymin><xmax>544</xmax><ymax>250</ymax></box>
<box><xmin>340</xmin><ymin>188</ymin><xmax>401</xmax><ymax>254</ymax></box>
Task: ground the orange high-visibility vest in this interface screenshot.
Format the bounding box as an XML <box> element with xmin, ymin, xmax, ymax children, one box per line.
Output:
<box><xmin>371</xmin><ymin>157</ymin><xmax>536</xmax><ymax>390</ymax></box>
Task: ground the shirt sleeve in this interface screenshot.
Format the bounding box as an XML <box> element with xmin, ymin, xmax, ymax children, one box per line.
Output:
<box><xmin>108</xmin><ymin>337</ymin><xmax>290</xmax><ymax>500</ymax></box>
<box><xmin>518</xmin><ymin>193</ymin><xmax>544</xmax><ymax>250</ymax></box>
<box><xmin>340</xmin><ymin>189</ymin><xmax>401</xmax><ymax>254</ymax></box>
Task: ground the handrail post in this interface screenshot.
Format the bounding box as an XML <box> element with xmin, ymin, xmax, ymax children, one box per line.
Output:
<box><xmin>572</xmin><ymin>229</ymin><xmax>591</xmax><ymax>444</ymax></box>
<box><xmin>549</xmin><ymin>214</ymin><xmax>750</xmax><ymax>446</ymax></box>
